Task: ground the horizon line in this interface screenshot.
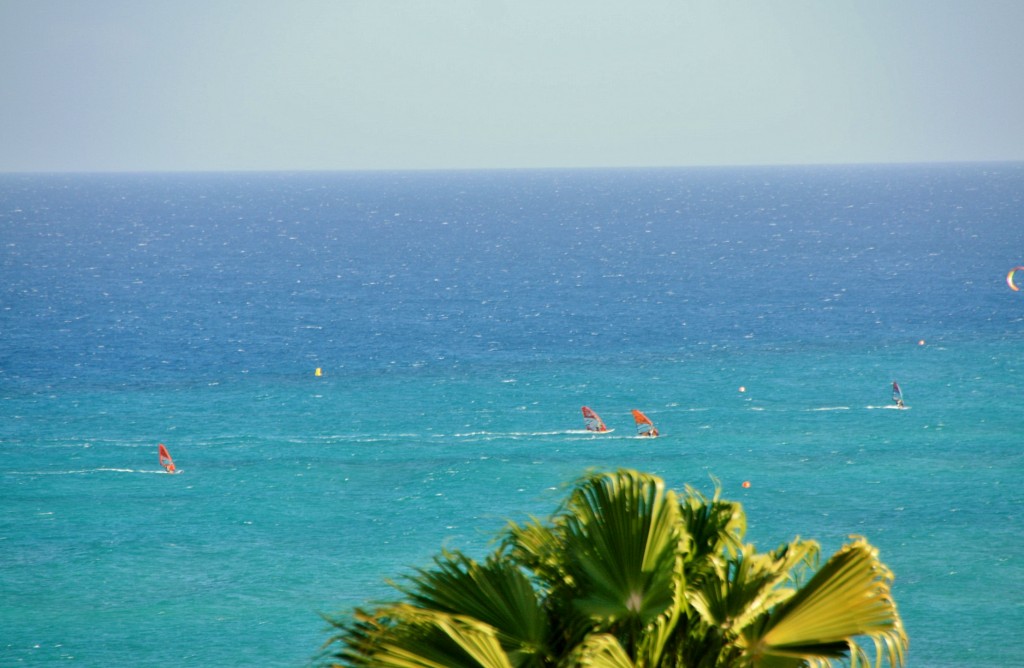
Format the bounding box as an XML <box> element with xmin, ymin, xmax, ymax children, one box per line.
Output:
<box><xmin>2</xmin><ymin>158</ymin><xmax>1022</xmax><ymax>177</ymax></box>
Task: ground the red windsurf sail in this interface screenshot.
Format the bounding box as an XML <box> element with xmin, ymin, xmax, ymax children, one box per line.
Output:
<box><xmin>581</xmin><ymin>406</ymin><xmax>608</xmax><ymax>432</ymax></box>
<box><xmin>158</xmin><ymin>443</ymin><xmax>176</xmax><ymax>473</ymax></box>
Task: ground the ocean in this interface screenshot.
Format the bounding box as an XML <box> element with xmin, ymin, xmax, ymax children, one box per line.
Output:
<box><xmin>1</xmin><ymin>164</ymin><xmax>1021</xmax><ymax>666</ymax></box>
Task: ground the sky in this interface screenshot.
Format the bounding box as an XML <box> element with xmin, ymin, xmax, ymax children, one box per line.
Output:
<box><xmin>2</xmin><ymin>0</ymin><xmax>1023</xmax><ymax>172</ymax></box>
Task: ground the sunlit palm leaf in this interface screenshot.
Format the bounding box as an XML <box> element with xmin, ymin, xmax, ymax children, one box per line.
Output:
<box><xmin>740</xmin><ymin>537</ymin><xmax>908</xmax><ymax>668</ymax></box>
<box><xmin>630</xmin><ymin>555</ymin><xmax>686</xmax><ymax>668</ymax></box>
<box><xmin>395</xmin><ymin>551</ymin><xmax>550</xmax><ymax>666</ymax></box>
<box><xmin>559</xmin><ymin>470</ymin><xmax>684</xmax><ymax>627</ymax></box>
<box><xmin>680</xmin><ymin>482</ymin><xmax>746</xmax><ymax>562</ymax></box>
<box><xmin>504</xmin><ymin>517</ymin><xmax>569</xmax><ymax>590</ymax></box>
<box><xmin>689</xmin><ymin>540</ymin><xmax>820</xmax><ymax>636</ymax></box>
<box><xmin>322</xmin><ymin>470</ymin><xmax>907</xmax><ymax>668</ymax></box>
<box><xmin>503</xmin><ymin>516</ymin><xmax>598</xmax><ymax>653</ymax></box>
<box><xmin>335</xmin><ymin>604</ymin><xmax>515</xmax><ymax>668</ymax></box>
<box><xmin>567</xmin><ymin>633</ymin><xmax>636</xmax><ymax>668</ymax></box>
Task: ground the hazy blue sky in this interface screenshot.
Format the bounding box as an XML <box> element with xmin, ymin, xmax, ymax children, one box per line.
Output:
<box><xmin>2</xmin><ymin>0</ymin><xmax>1022</xmax><ymax>172</ymax></box>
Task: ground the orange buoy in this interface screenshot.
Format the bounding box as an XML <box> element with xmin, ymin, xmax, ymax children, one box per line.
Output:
<box><xmin>742</xmin><ymin>481</ymin><xmax>751</xmax><ymax>489</ymax></box>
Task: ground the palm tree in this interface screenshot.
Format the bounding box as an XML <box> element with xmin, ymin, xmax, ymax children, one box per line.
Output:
<box><xmin>321</xmin><ymin>469</ymin><xmax>907</xmax><ymax>668</ymax></box>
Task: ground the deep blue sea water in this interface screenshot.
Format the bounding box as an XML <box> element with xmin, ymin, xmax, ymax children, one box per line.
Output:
<box><xmin>2</xmin><ymin>164</ymin><xmax>1022</xmax><ymax>666</ymax></box>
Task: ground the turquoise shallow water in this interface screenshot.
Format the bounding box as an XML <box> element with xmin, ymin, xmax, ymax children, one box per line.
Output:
<box><xmin>2</xmin><ymin>166</ymin><xmax>1022</xmax><ymax>665</ymax></box>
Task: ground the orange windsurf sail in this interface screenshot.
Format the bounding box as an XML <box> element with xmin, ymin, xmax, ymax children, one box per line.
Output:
<box><xmin>158</xmin><ymin>443</ymin><xmax>176</xmax><ymax>473</ymax></box>
<box><xmin>631</xmin><ymin>409</ymin><xmax>658</xmax><ymax>437</ymax></box>
<box><xmin>581</xmin><ymin>406</ymin><xmax>608</xmax><ymax>432</ymax></box>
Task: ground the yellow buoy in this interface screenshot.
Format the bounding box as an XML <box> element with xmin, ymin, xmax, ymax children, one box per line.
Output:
<box><xmin>315</xmin><ymin>368</ymin><xmax>322</xmax><ymax>377</ymax></box>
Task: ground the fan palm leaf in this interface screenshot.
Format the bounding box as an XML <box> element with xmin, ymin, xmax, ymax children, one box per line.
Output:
<box><xmin>679</xmin><ymin>482</ymin><xmax>746</xmax><ymax>563</ymax></box>
<box><xmin>395</xmin><ymin>551</ymin><xmax>551</xmax><ymax>667</ymax></box>
<box><xmin>321</xmin><ymin>470</ymin><xmax>907</xmax><ymax>668</ymax></box>
<box><xmin>329</xmin><ymin>604</ymin><xmax>515</xmax><ymax>668</ymax></box>
<box><xmin>558</xmin><ymin>470</ymin><xmax>684</xmax><ymax>625</ymax></box>
<box><xmin>688</xmin><ymin>540</ymin><xmax>820</xmax><ymax>636</ymax></box>
<box><xmin>566</xmin><ymin>633</ymin><xmax>636</xmax><ymax>668</ymax></box>
<box><xmin>505</xmin><ymin>470</ymin><xmax>689</xmax><ymax>664</ymax></box>
<box><xmin>739</xmin><ymin>537</ymin><xmax>908</xmax><ymax>667</ymax></box>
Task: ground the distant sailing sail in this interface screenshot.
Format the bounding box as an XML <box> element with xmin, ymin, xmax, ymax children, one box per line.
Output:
<box><xmin>581</xmin><ymin>406</ymin><xmax>608</xmax><ymax>432</ymax></box>
<box><xmin>158</xmin><ymin>443</ymin><xmax>176</xmax><ymax>473</ymax></box>
<box><xmin>631</xmin><ymin>409</ymin><xmax>658</xmax><ymax>437</ymax></box>
<box><xmin>892</xmin><ymin>381</ymin><xmax>904</xmax><ymax>407</ymax></box>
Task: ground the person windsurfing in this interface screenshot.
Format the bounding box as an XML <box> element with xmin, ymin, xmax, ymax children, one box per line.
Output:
<box><xmin>158</xmin><ymin>443</ymin><xmax>176</xmax><ymax>473</ymax></box>
<box><xmin>581</xmin><ymin>406</ymin><xmax>608</xmax><ymax>432</ymax></box>
<box><xmin>892</xmin><ymin>381</ymin><xmax>905</xmax><ymax>409</ymax></box>
<box><xmin>631</xmin><ymin>409</ymin><xmax>659</xmax><ymax>438</ymax></box>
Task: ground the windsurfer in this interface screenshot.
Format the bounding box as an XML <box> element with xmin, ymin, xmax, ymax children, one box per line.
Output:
<box><xmin>631</xmin><ymin>409</ymin><xmax>658</xmax><ymax>438</ymax></box>
<box><xmin>891</xmin><ymin>381</ymin><xmax>905</xmax><ymax>410</ymax></box>
<box><xmin>158</xmin><ymin>443</ymin><xmax>177</xmax><ymax>473</ymax></box>
<box><xmin>581</xmin><ymin>406</ymin><xmax>609</xmax><ymax>432</ymax></box>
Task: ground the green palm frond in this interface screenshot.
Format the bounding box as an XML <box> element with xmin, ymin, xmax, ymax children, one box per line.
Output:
<box><xmin>768</xmin><ymin>539</ymin><xmax>822</xmax><ymax>590</ymax></box>
<box><xmin>504</xmin><ymin>516</ymin><xmax>570</xmax><ymax>590</ymax></box>
<box><xmin>566</xmin><ymin>633</ymin><xmax>636</xmax><ymax>668</ymax></box>
<box><xmin>740</xmin><ymin>537</ymin><xmax>908</xmax><ymax>668</ymax></box>
<box><xmin>322</xmin><ymin>470</ymin><xmax>908</xmax><ymax>668</ymax></box>
<box><xmin>504</xmin><ymin>470</ymin><xmax>690</xmax><ymax>665</ymax></box>
<box><xmin>559</xmin><ymin>470</ymin><xmax>684</xmax><ymax>626</ymax></box>
<box><xmin>631</xmin><ymin>553</ymin><xmax>686</xmax><ymax>668</ymax></box>
<box><xmin>395</xmin><ymin>551</ymin><xmax>550</xmax><ymax>665</ymax></box>
<box><xmin>331</xmin><ymin>604</ymin><xmax>515</xmax><ymax>668</ymax></box>
<box><xmin>504</xmin><ymin>516</ymin><xmax>599</xmax><ymax>657</ymax></box>
<box><xmin>680</xmin><ymin>482</ymin><xmax>747</xmax><ymax>562</ymax></box>
<box><xmin>689</xmin><ymin>551</ymin><xmax>781</xmax><ymax>635</ymax></box>
<box><xmin>690</xmin><ymin>539</ymin><xmax>822</xmax><ymax>634</ymax></box>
